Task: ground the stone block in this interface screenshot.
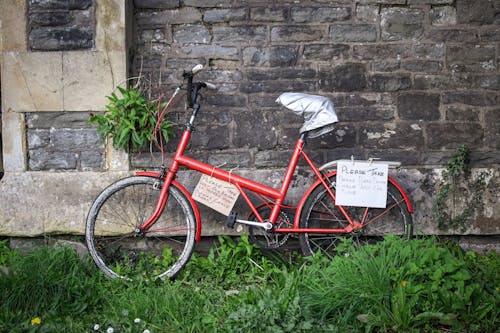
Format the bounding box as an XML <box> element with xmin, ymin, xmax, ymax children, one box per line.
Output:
<box><xmin>319</xmin><ymin>63</ymin><xmax>367</xmax><ymax>92</ymax></box>
<box><xmin>1</xmin><ymin>111</ymin><xmax>27</xmax><ymax>172</ymax></box>
<box><xmin>356</xmin><ymin>5</ymin><xmax>379</xmax><ymax>23</ymax></box>
<box><xmin>189</xmin><ymin>125</ymin><xmax>230</xmax><ymax>150</ymax></box>
<box><xmin>203</xmin><ymin>8</ymin><xmax>247</xmax><ymax>22</ymax></box>
<box><xmin>425</xmin><ymin>29</ymin><xmax>478</xmax><ymax>43</ymax></box>
<box><xmin>407</xmin><ymin>0</ymin><xmax>453</xmax><ymax>4</ymax></box>
<box><xmin>50</xmin><ymin>128</ymin><xmax>103</xmax><ymax>150</ymax></box>
<box><xmin>245</xmin><ymin>68</ymin><xmax>316</xmax><ymax>81</ymax></box>
<box><xmin>213</xmin><ymin>26</ymin><xmax>266</xmax><ymax>44</ymax></box>
<box><xmin>360</xmin><ymin>123</ymin><xmax>424</xmax><ymax>149</ymax></box>
<box><xmin>28</xmin><ymin>0</ymin><xmax>92</xmax><ymax>10</ymax></box>
<box><xmin>232</xmin><ymin>112</ymin><xmax>279</xmax><ymax>150</ymax></box>
<box><xmin>27</xmin><ymin>129</ymin><xmax>50</xmax><ymax>149</ymax></box>
<box><xmin>353</xmin><ymin>44</ymin><xmax>411</xmax><ymax>60</ymax></box>
<box><xmin>30</xmin><ymin>12</ymin><xmax>73</xmax><ymax>27</ymax></box>
<box><xmin>240</xmin><ymin>80</ymin><xmax>315</xmax><ymax>94</ymax></box>
<box><xmin>414</xmin><ymin>74</ymin><xmax>474</xmax><ymax>90</ymax></box>
<box><xmin>445</xmin><ymin>106</ymin><xmax>480</xmax><ymax>122</ymax></box>
<box><xmin>330</xmin><ymin>24</ymin><xmax>377</xmax><ymax>42</ymax></box>
<box><xmin>291</xmin><ymin>7</ymin><xmax>351</xmax><ymax>23</ymax></box>
<box><xmin>251</xmin><ymin>7</ymin><xmax>287</xmax><ymax>21</ymax></box>
<box><xmin>63</xmin><ymin>51</ymin><xmax>125</xmax><ymax>111</ymax></box>
<box><xmin>29</xmin><ymin>150</ymin><xmax>78</xmax><ymax>170</ymax></box>
<box><xmin>447</xmin><ymin>45</ymin><xmax>496</xmax><ymax>72</ymax></box>
<box><xmin>476</xmin><ymin>75</ymin><xmax>500</xmax><ymax>90</ymax></box>
<box><xmin>135</xmin><ymin>7</ymin><xmax>201</xmax><ymax>27</ymax></box>
<box><xmin>381</xmin><ymin>8</ymin><xmax>424</xmax><ymax>41</ymax></box>
<box><xmin>480</xmin><ymin>28</ymin><xmax>500</xmax><ymax>42</ymax></box>
<box><xmin>181</xmin><ymin>45</ymin><xmax>238</xmax><ymax>58</ymax></box>
<box><xmin>442</xmin><ymin>92</ymin><xmax>497</xmax><ymax>106</ymax></box>
<box><xmin>303</xmin><ymin>44</ymin><xmax>350</xmax><ymax>61</ymax></box>
<box><xmin>255</xmin><ymin>151</ymin><xmax>293</xmax><ymax>168</ymax></box>
<box><xmin>30</xmin><ymin>27</ymin><xmax>93</xmax><ymax>51</ymax></box>
<box><xmin>307</xmin><ymin>124</ymin><xmax>357</xmax><ymax>149</ymax></box>
<box><xmin>336</xmin><ymin>106</ymin><xmax>395</xmax><ymax>122</ymax></box>
<box><xmin>372</xmin><ymin>61</ymin><xmax>400</xmax><ymax>72</ymax></box>
<box><xmin>411</xmin><ymin>43</ymin><xmax>445</xmax><ymax>59</ymax></box>
<box><xmin>401</xmin><ymin>60</ymin><xmax>442</xmax><ymax>73</ymax></box>
<box><xmin>2</xmin><ymin>52</ymin><xmax>63</xmax><ymax>112</ymax></box>
<box><xmin>356</xmin><ymin>0</ymin><xmax>405</xmax><ymax>4</ymax></box>
<box><xmin>430</xmin><ymin>6</ymin><xmax>457</xmax><ymax>26</ymax></box>
<box><xmin>207</xmin><ymin>152</ymin><xmax>251</xmax><ymax>168</ymax></box>
<box><xmin>133</xmin><ymin>0</ymin><xmax>180</xmax><ymax>9</ymax></box>
<box><xmin>369</xmin><ymin>74</ymin><xmax>411</xmax><ymax>92</ymax></box>
<box><xmin>173</xmin><ymin>25</ymin><xmax>211</xmax><ymax>44</ymax></box>
<box><xmin>80</xmin><ymin>151</ymin><xmax>104</xmax><ymax>169</ymax></box>
<box><xmin>0</xmin><ymin>0</ymin><xmax>27</xmax><ymax>51</ymax></box>
<box><xmin>243</xmin><ymin>46</ymin><xmax>298</xmax><ymax>67</ymax></box>
<box><xmin>426</xmin><ymin>123</ymin><xmax>484</xmax><ymax>149</ymax></box>
<box><xmin>271</xmin><ymin>26</ymin><xmax>325</xmax><ymax>42</ymax></box>
<box><xmin>456</xmin><ymin>0</ymin><xmax>498</xmax><ymax>25</ymax></box>
<box><xmin>397</xmin><ymin>93</ymin><xmax>441</xmax><ymax>121</ymax></box>
<box><xmin>26</xmin><ymin>112</ymin><xmax>94</xmax><ymax>129</ymax></box>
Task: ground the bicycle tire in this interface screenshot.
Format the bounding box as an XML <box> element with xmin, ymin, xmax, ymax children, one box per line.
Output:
<box><xmin>86</xmin><ymin>176</ymin><xmax>196</xmax><ymax>280</ymax></box>
<box><xmin>299</xmin><ymin>174</ymin><xmax>412</xmax><ymax>256</ymax></box>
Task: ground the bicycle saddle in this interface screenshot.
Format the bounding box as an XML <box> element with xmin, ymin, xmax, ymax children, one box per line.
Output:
<box><xmin>276</xmin><ymin>92</ymin><xmax>338</xmax><ymax>138</ymax></box>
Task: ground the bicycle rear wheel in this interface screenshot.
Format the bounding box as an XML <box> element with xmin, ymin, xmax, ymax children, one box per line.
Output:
<box><xmin>299</xmin><ymin>174</ymin><xmax>412</xmax><ymax>256</ymax></box>
<box><xmin>86</xmin><ymin>176</ymin><xmax>196</xmax><ymax>280</ymax></box>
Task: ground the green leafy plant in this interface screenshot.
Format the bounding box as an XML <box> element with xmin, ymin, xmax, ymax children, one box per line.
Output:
<box><xmin>89</xmin><ymin>86</ymin><xmax>174</xmax><ymax>151</ymax></box>
<box><xmin>433</xmin><ymin>145</ymin><xmax>488</xmax><ymax>232</ymax></box>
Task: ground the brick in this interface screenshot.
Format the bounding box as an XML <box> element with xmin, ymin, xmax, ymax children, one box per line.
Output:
<box><xmin>319</xmin><ymin>63</ymin><xmax>367</xmax><ymax>92</ymax></box>
<box><xmin>245</xmin><ymin>68</ymin><xmax>316</xmax><ymax>81</ymax></box>
<box><xmin>291</xmin><ymin>7</ymin><xmax>351</xmax><ymax>23</ymax></box>
<box><xmin>207</xmin><ymin>152</ymin><xmax>251</xmax><ymax>168</ymax></box>
<box><xmin>204</xmin><ymin>94</ymin><xmax>247</xmax><ymax>108</ymax></box>
<box><xmin>397</xmin><ymin>93</ymin><xmax>440</xmax><ymax>121</ymax></box>
<box><xmin>303</xmin><ymin>44</ymin><xmax>349</xmax><ymax>61</ymax></box>
<box><xmin>412</xmin><ymin>43</ymin><xmax>445</xmax><ymax>59</ymax></box>
<box><xmin>240</xmin><ymin>80</ymin><xmax>316</xmax><ymax>94</ymax></box>
<box><xmin>476</xmin><ymin>75</ymin><xmax>500</xmax><ymax>90</ymax></box>
<box><xmin>213</xmin><ymin>26</ymin><xmax>266</xmax><ymax>44</ymax></box>
<box><xmin>29</xmin><ymin>27</ymin><xmax>93</xmax><ymax>51</ymax></box>
<box><xmin>360</xmin><ymin>123</ymin><xmax>424</xmax><ymax>149</ymax></box>
<box><xmin>307</xmin><ymin>124</ymin><xmax>357</xmax><ymax>149</ymax></box>
<box><xmin>330</xmin><ymin>24</ymin><xmax>377</xmax><ymax>42</ymax></box>
<box><xmin>447</xmin><ymin>45</ymin><xmax>496</xmax><ymax>72</ymax></box>
<box><xmin>190</xmin><ymin>124</ymin><xmax>230</xmax><ymax>150</ymax></box>
<box><xmin>372</xmin><ymin>61</ymin><xmax>400</xmax><ymax>72</ymax></box>
<box><xmin>369</xmin><ymin>75</ymin><xmax>411</xmax><ymax>92</ymax></box>
<box><xmin>381</xmin><ymin>8</ymin><xmax>424</xmax><ymax>41</ymax></box>
<box><xmin>356</xmin><ymin>0</ymin><xmax>405</xmax><ymax>4</ymax></box>
<box><xmin>233</xmin><ymin>112</ymin><xmax>278</xmax><ymax>149</ymax></box>
<box><xmin>251</xmin><ymin>7</ymin><xmax>287</xmax><ymax>21</ymax></box>
<box><xmin>408</xmin><ymin>0</ymin><xmax>453</xmax><ymax>4</ymax></box>
<box><xmin>243</xmin><ymin>46</ymin><xmax>298</xmax><ymax>67</ymax></box>
<box><xmin>271</xmin><ymin>26</ymin><xmax>324</xmax><ymax>42</ymax></box>
<box><xmin>203</xmin><ymin>8</ymin><xmax>247</xmax><ymax>22</ymax></box>
<box><xmin>426</xmin><ymin>123</ymin><xmax>483</xmax><ymax>149</ymax></box>
<box><xmin>173</xmin><ymin>25</ymin><xmax>211</xmax><ymax>44</ymax></box>
<box><xmin>255</xmin><ymin>151</ymin><xmax>292</xmax><ymax>168</ymax></box>
<box><xmin>26</xmin><ymin>112</ymin><xmax>93</xmax><ymax>129</ymax></box>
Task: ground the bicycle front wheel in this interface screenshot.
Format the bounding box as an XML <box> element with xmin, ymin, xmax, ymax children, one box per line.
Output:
<box><xmin>86</xmin><ymin>176</ymin><xmax>196</xmax><ymax>280</ymax></box>
<box><xmin>299</xmin><ymin>174</ymin><xmax>412</xmax><ymax>256</ymax></box>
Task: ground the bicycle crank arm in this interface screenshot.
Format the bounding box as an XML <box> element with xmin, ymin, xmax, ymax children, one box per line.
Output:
<box><xmin>236</xmin><ymin>219</ymin><xmax>273</xmax><ymax>230</ymax></box>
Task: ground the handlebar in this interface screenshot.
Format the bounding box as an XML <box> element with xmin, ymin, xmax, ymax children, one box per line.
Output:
<box><xmin>183</xmin><ymin>64</ymin><xmax>217</xmax><ymax>109</ymax></box>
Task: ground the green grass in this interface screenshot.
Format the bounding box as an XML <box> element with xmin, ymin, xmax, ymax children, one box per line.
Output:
<box><xmin>0</xmin><ymin>236</ymin><xmax>498</xmax><ymax>333</ymax></box>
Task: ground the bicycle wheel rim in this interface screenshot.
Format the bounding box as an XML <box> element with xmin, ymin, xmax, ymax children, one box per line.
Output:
<box><xmin>86</xmin><ymin>176</ymin><xmax>196</xmax><ymax>280</ymax></box>
<box><xmin>299</xmin><ymin>176</ymin><xmax>412</xmax><ymax>256</ymax></box>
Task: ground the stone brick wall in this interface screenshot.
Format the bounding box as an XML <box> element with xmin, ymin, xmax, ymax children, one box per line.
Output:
<box><xmin>130</xmin><ymin>0</ymin><xmax>499</xmax><ymax>173</ymax></box>
<box><xmin>28</xmin><ymin>0</ymin><xmax>95</xmax><ymax>51</ymax></box>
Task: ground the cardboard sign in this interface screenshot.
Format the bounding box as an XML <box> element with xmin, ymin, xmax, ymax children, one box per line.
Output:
<box><xmin>335</xmin><ymin>161</ymin><xmax>389</xmax><ymax>208</ymax></box>
<box><xmin>192</xmin><ymin>174</ymin><xmax>240</xmax><ymax>216</ymax></box>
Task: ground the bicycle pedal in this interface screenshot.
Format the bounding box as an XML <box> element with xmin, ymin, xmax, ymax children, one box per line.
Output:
<box><xmin>226</xmin><ymin>211</ymin><xmax>237</xmax><ymax>228</ymax></box>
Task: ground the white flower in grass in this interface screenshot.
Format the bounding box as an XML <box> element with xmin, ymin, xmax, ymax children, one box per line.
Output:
<box><xmin>93</xmin><ymin>324</ymin><xmax>100</xmax><ymax>331</ymax></box>
<box><xmin>134</xmin><ymin>318</ymin><xmax>141</xmax><ymax>324</ymax></box>
<box><xmin>143</xmin><ymin>330</ymin><xmax>151</xmax><ymax>333</ymax></box>
<box><xmin>106</xmin><ymin>327</ymin><xmax>114</xmax><ymax>333</ymax></box>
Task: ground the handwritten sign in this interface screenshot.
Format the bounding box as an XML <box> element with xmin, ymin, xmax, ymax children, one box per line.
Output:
<box><xmin>335</xmin><ymin>161</ymin><xmax>388</xmax><ymax>208</ymax></box>
<box><xmin>192</xmin><ymin>174</ymin><xmax>240</xmax><ymax>216</ymax></box>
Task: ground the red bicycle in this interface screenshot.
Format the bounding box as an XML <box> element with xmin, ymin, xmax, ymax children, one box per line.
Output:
<box><xmin>86</xmin><ymin>65</ymin><xmax>413</xmax><ymax>280</ymax></box>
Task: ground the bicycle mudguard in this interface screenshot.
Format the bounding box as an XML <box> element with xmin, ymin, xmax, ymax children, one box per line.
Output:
<box><xmin>135</xmin><ymin>171</ymin><xmax>202</xmax><ymax>242</ymax></box>
<box><xmin>293</xmin><ymin>170</ymin><xmax>414</xmax><ymax>228</ymax></box>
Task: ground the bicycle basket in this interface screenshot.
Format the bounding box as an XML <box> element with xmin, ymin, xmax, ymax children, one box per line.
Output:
<box><xmin>276</xmin><ymin>93</ymin><xmax>338</xmax><ymax>138</ymax></box>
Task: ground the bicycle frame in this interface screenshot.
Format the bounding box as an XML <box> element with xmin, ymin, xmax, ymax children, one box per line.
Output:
<box><xmin>137</xmin><ymin>125</ymin><xmax>413</xmax><ymax>242</ymax></box>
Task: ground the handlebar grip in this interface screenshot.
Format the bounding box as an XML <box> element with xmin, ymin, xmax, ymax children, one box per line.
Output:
<box><xmin>192</xmin><ymin>64</ymin><xmax>203</xmax><ymax>75</ymax></box>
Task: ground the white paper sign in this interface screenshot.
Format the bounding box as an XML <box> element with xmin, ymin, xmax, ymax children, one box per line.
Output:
<box><xmin>192</xmin><ymin>174</ymin><xmax>240</xmax><ymax>216</ymax></box>
<box><xmin>335</xmin><ymin>161</ymin><xmax>389</xmax><ymax>208</ymax></box>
